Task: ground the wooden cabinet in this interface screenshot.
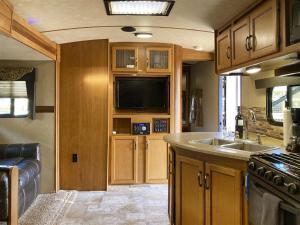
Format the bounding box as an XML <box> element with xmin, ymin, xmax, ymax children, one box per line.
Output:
<box><xmin>112</xmin><ymin>47</ymin><xmax>138</xmax><ymax>72</ymax></box>
<box><xmin>146</xmin><ymin>47</ymin><xmax>172</xmax><ymax>73</ymax></box>
<box><xmin>216</xmin><ymin>29</ymin><xmax>231</xmax><ymax>70</ymax></box>
<box><xmin>205</xmin><ymin>163</ymin><xmax>242</xmax><ymax>225</ymax></box>
<box><xmin>231</xmin><ymin>18</ymin><xmax>250</xmax><ymax>65</ymax></box>
<box><xmin>176</xmin><ymin>156</ymin><xmax>205</xmax><ymax>225</ymax></box>
<box><xmin>175</xmin><ymin>155</ymin><xmax>244</xmax><ymax>225</ymax></box>
<box><xmin>145</xmin><ymin>135</ymin><xmax>168</xmax><ymax>183</ymax></box>
<box><xmin>111</xmin><ymin>136</ymin><xmax>138</xmax><ymax>184</ymax></box>
<box><xmin>0</xmin><ymin>0</ymin><xmax>13</xmax><ymax>35</ymax></box>
<box><xmin>168</xmin><ymin>148</ymin><xmax>175</xmax><ymax>225</ymax></box>
<box><xmin>249</xmin><ymin>0</ymin><xmax>279</xmax><ymax>58</ymax></box>
<box><xmin>216</xmin><ymin>0</ymin><xmax>279</xmax><ymax>72</ymax></box>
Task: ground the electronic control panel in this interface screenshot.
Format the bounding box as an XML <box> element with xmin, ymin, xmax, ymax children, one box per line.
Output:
<box><xmin>153</xmin><ymin>119</ymin><xmax>169</xmax><ymax>133</ymax></box>
<box><xmin>132</xmin><ymin>123</ymin><xmax>150</xmax><ymax>135</ymax></box>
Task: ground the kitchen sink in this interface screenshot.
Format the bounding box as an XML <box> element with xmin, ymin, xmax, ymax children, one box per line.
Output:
<box><xmin>221</xmin><ymin>142</ymin><xmax>275</xmax><ymax>152</ymax></box>
<box><xmin>189</xmin><ymin>138</ymin><xmax>235</xmax><ymax>146</ymax></box>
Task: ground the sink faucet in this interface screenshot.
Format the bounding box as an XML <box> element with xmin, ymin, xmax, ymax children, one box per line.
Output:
<box><xmin>244</xmin><ymin>109</ymin><xmax>257</xmax><ymax>140</ymax></box>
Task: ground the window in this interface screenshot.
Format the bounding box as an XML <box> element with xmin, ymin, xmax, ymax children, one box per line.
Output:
<box><xmin>267</xmin><ymin>85</ymin><xmax>300</xmax><ymax>126</ymax></box>
<box><xmin>0</xmin><ymin>69</ymin><xmax>36</xmax><ymax>119</ymax></box>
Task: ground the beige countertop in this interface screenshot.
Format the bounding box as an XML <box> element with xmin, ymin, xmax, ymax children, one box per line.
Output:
<box><xmin>163</xmin><ymin>132</ymin><xmax>286</xmax><ymax>161</ymax></box>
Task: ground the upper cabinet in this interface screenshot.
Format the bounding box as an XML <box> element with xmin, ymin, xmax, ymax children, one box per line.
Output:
<box><xmin>111</xmin><ymin>44</ymin><xmax>173</xmax><ymax>74</ymax></box>
<box><xmin>216</xmin><ymin>29</ymin><xmax>231</xmax><ymax>70</ymax></box>
<box><xmin>216</xmin><ymin>0</ymin><xmax>279</xmax><ymax>73</ymax></box>
<box><xmin>0</xmin><ymin>0</ymin><xmax>13</xmax><ymax>35</ymax></box>
<box><xmin>146</xmin><ymin>47</ymin><xmax>172</xmax><ymax>73</ymax></box>
<box><xmin>112</xmin><ymin>47</ymin><xmax>138</xmax><ymax>72</ymax></box>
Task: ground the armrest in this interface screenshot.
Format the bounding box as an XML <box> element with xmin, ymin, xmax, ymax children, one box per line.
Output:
<box><xmin>0</xmin><ymin>144</ymin><xmax>40</xmax><ymax>161</ymax></box>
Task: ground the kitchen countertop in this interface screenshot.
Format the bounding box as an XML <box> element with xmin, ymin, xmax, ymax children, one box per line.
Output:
<box><xmin>163</xmin><ymin>132</ymin><xmax>286</xmax><ymax>161</ymax></box>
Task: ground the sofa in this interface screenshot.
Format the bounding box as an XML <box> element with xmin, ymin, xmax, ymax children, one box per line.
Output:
<box><xmin>0</xmin><ymin>144</ymin><xmax>41</xmax><ymax>222</ymax></box>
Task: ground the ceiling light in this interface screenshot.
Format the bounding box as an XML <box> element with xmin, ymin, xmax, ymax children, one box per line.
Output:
<box><xmin>193</xmin><ymin>46</ymin><xmax>203</xmax><ymax>51</ymax></box>
<box><xmin>134</xmin><ymin>32</ymin><xmax>153</xmax><ymax>38</ymax></box>
<box><xmin>104</xmin><ymin>0</ymin><xmax>175</xmax><ymax>16</ymax></box>
<box><xmin>245</xmin><ymin>65</ymin><xmax>262</xmax><ymax>74</ymax></box>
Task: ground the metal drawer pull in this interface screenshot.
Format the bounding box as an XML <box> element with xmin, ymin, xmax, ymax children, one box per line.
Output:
<box><xmin>245</xmin><ymin>36</ymin><xmax>250</xmax><ymax>51</ymax></box>
<box><xmin>197</xmin><ymin>171</ymin><xmax>203</xmax><ymax>187</ymax></box>
<box><xmin>204</xmin><ymin>174</ymin><xmax>210</xmax><ymax>189</ymax></box>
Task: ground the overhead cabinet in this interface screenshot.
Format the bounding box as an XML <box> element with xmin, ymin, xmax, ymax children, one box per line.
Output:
<box><xmin>216</xmin><ymin>0</ymin><xmax>279</xmax><ymax>71</ymax></box>
<box><xmin>112</xmin><ymin>45</ymin><xmax>173</xmax><ymax>73</ymax></box>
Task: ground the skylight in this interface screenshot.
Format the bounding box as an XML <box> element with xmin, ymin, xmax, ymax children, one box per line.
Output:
<box><xmin>104</xmin><ymin>0</ymin><xmax>175</xmax><ymax>16</ymax></box>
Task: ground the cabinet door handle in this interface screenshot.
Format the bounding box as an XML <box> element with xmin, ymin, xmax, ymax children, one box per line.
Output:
<box><xmin>146</xmin><ymin>140</ymin><xmax>149</xmax><ymax>150</ymax></box>
<box><xmin>204</xmin><ymin>173</ymin><xmax>210</xmax><ymax>189</ymax></box>
<box><xmin>226</xmin><ymin>46</ymin><xmax>231</xmax><ymax>59</ymax></box>
<box><xmin>197</xmin><ymin>171</ymin><xmax>203</xmax><ymax>187</ymax></box>
<box><xmin>134</xmin><ymin>141</ymin><xmax>137</xmax><ymax>150</ymax></box>
<box><xmin>248</xmin><ymin>35</ymin><xmax>253</xmax><ymax>50</ymax></box>
<box><xmin>245</xmin><ymin>36</ymin><xmax>249</xmax><ymax>51</ymax></box>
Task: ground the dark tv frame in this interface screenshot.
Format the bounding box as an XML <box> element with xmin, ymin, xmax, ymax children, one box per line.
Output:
<box><xmin>115</xmin><ymin>76</ymin><xmax>170</xmax><ymax>112</ymax></box>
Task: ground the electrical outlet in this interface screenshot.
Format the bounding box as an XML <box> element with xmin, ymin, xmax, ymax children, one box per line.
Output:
<box><xmin>72</xmin><ymin>154</ymin><xmax>78</xmax><ymax>163</ymax></box>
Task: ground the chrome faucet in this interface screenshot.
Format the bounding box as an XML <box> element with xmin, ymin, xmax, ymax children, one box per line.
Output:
<box><xmin>244</xmin><ymin>109</ymin><xmax>257</xmax><ymax>140</ymax></box>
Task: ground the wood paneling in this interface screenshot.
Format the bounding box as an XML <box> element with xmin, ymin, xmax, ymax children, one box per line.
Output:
<box><xmin>145</xmin><ymin>135</ymin><xmax>168</xmax><ymax>183</ymax></box>
<box><xmin>231</xmin><ymin>18</ymin><xmax>250</xmax><ymax>65</ymax></box>
<box><xmin>0</xmin><ymin>0</ymin><xmax>13</xmax><ymax>35</ymax></box>
<box><xmin>55</xmin><ymin>44</ymin><xmax>60</xmax><ymax>192</ymax></box>
<box><xmin>59</xmin><ymin>40</ymin><xmax>108</xmax><ymax>191</ymax></box>
<box><xmin>168</xmin><ymin>147</ymin><xmax>175</xmax><ymax>225</ymax></box>
<box><xmin>182</xmin><ymin>48</ymin><xmax>214</xmax><ymax>61</ymax></box>
<box><xmin>176</xmin><ymin>155</ymin><xmax>205</xmax><ymax>225</ymax></box>
<box><xmin>205</xmin><ymin>163</ymin><xmax>242</xmax><ymax>225</ymax></box>
<box><xmin>111</xmin><ymin>135</ymin><xmax>137</xmax><ymax>184</ymax></box>
<box><xmin>249</xmin><ymin>0</ymin><xmax>279</xmax><ymax>58</ymax></box>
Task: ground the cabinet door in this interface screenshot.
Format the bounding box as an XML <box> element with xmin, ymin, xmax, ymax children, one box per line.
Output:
<box><xmin>111</xmin><ymin>136</ymin><xmax>138</xmax><ymax>184</ymax></box>
<box><xmin>145</xmin><ymin>136</ymin><xmax>168</xmax><ymax>183</ymax></box>
<box><xmin>146</xmin><ymin>47</ymin><xmax>172</xmax><ymax>73</ymax></box>
<box><xmin>231</xmin><ymin>18</ymin><xmax>251</xmax><ymax>65</ymax></box>
<box><xmin>0</xmin><ymin>0</ymin><xmax>13</xmax><ymax>35</ymax></box>
<box><xmin>205</xmin><ymin>163</ymin><xmax>242</xmax><ymax>225</ymax></box>
<box><xmin>176</xmin><ymin>156</ymin><xmax>205</xmax><ymax>225</ymax></box>
<box><xmin>249</xmin><ymin>0</ymin><xmax>279</xmax><ymax>59</ymax></box>
<box><xmin>112</xmin><ymin>47</ymin><xmax>138</xmax><ymax>72</ymax></box>
<box><xmin>216</xmin><ymin>29</ymin><xmax>231</xmax><ymax>71</ymax></box>
<box><xmin>168</xmin><ymin>148</ymin><xmax>175</xmax><ymax>225</ymax></box>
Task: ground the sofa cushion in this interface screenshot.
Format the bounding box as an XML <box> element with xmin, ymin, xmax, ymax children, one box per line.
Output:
<box><xmin>17</xmin><ymin>159</ymin><xmax>41</xmax><ymax>189</ymax></box>
<box><xmin>0</xmin><ymin>157</ymin><xmax>24</xmax><ymax>166</ymax></box>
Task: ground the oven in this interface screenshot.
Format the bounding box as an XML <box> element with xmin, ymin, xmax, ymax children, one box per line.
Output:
<box><xmin>249</xmin><ymin>175</ymin><xmax>300</xmax><ymax>225</ymax></box>
<box><xmin>287</xmin><ymin>0</ymin><xmax>300</xmax><ymax>45</ymax></box>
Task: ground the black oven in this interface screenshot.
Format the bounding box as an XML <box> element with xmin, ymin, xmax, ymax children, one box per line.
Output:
<box><xmin>287</xmin><ymin>0</ymin><xmax>300</xmax><ymax>45</ymax></box>
<box><xmin>249</xmin><ymin>175</ymin><xmax>300</xmax><ymax>225</ymax></box>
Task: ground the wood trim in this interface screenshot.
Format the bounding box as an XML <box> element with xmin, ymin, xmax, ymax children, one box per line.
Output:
<box><xmin>11</xmin><ymin>14</ymin><xmax>57</xmax><ymax>60</ymax></box>
<box><xmin>182</xmin><ymin>48</ymin><xmax>214</xmax><ymax>61</ymax></box>
<box><xmin>174</xmin><ymin>45</ymin><xmax>182</xmax><ymax>133</ymax></box>
<box><xmin>35</xmin><ymin>106</ymin><xmax>55</xmax><ymax>113</ymax></box>
<box><xmin>55</xmin><ymin>44</ymin><xmax>60</xmax><ymax>192</ymax></box>
<box><xmin>0</xmin><ymin>0</ymin><xmax>13</xmax><ymax>35</ymax></box>
<box><xmin>8</xmin><ymin>166</ymin><xmax>18</xmax><ymax>225</ymax></box>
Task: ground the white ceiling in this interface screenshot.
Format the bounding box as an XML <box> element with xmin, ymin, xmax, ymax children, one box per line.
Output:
<box><xmin>9</xmin><ymin>0</ymin><xmax>256</xmax><ymax>52</ymax></box>
<box><xmin>0</xmin><ymin>35</ymin><xmax>51</xmax><ymax>61</ymax></box>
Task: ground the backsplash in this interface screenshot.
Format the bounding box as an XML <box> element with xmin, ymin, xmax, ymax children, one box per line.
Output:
<box><xmin>242</xmin><ymin>106</ymin><xmax>283</xmax><ymax>140</ymax></box>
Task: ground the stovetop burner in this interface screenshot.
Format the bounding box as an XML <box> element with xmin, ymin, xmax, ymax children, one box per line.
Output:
<box><xmin>256</xmin><ymin>153</ymin><xmax>300</xmax><ymax>180</ymax></box>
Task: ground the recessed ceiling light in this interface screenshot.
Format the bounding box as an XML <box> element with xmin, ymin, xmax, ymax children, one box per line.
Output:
<box><xmin>245</xmin><ymin>65</ymin><xmax>262</xmax><ymax>74</ymax></box>
<box><xmin>134</xmin><ymin>32</ymin><xmax>153</xmax><ymax>39</ymax></box>
<box><xmin>193</xmin><ymin>46</ymin><xmax>203</xmax><ymax>51</ymax></box>
<box><xmin>121</xmin><ymin>26</ymin><xmax>136</xmax><ymax>32</ymax></box>
<box><xmin>104</xmin><ymin>0</ymin><xmax>175</xmax><ymax>16</ymax></box>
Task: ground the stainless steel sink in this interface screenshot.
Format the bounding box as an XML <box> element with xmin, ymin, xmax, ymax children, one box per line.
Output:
<box><xmin>189</xmin><ymin>138</ymin><xmax>235</xmax><ymax>146</ymax></box>
<box><xmin>221</xmin><ymin>142</ymin><xmax>275</xmax><ymax>152</ymax></box>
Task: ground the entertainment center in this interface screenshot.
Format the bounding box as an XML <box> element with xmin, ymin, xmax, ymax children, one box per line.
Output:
<box><xmin>109</xmin><ymin>42</ymin><xmax>175</xmax><ymax>184</ymax></box>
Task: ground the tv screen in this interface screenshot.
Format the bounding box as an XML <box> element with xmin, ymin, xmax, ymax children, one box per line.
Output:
<box><xmin>115</xmin><ymin>77</ymin><xmax>169</xmax><ymax>111</ymax></box>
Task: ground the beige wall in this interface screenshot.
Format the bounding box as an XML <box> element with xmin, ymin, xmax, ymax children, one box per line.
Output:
<box><xmin>190</xmin><ymin>61</ymin><xmax>219</xmax><ymax>132</ymax></box>
<box><xmin>0</xmin><ymin>60</ymin><xmax>55</xmax><ymax>193</ymax></box>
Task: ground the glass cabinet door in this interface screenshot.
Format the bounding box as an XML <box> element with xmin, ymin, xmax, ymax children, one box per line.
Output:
<box><xmin>112</xmin><ymin>47</ymin><xmax>138</xmax><ymax>71</ymax></box>
<box><xmin>146</xmin><ymin>48</ymin><xmax>172</xmax><ymax>73</ymax></box>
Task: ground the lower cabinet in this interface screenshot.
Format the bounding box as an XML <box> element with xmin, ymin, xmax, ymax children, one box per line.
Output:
<box><xmin>145</xmin><ymin>136</ymin><xmax>168</xmax><ymax>183</ymax></box>
<box><xmin>176</xmin><ymin>156</ymin><xmax>205</xmax><ymax>225</ymax></box>
<box><xmin>175</xmin><ymin>155</ymin><xmax>243</xmax><ymax>225</ymax></box>
<box><xmin>111</xmin><ymin>135</ymin><xmax>168</xmax><ymax>184</ymax></box>
<box><xmin>111</xmin><ymin>136</ymin><xmax>138</xmax><ymax>184</ymax></box>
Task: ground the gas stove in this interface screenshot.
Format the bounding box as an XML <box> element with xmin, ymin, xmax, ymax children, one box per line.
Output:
<box><xmin>248</xmin><ymin>153</ymin><xmax>300</xmax><ymax>203</ymax></box>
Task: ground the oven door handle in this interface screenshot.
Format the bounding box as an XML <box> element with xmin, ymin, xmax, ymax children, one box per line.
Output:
<box><xmin>280</xmin><ymin>201</ymin><xmax>300</xmax><ymax>215</ymax></box>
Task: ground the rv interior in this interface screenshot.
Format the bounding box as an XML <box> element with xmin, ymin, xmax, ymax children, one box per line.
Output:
<box><xmin>0</xmin><ymin>0</ymin><xmax>300</xmax><ymax>224</ymax></box>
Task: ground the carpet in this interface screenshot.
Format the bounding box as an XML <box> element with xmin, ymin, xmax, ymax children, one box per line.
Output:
<box><xmin>2</xmin><ymin>185</ymin><xmax>169</xmax><ymax>225</ymax></box>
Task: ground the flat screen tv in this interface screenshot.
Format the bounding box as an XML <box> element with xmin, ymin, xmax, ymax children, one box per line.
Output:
<box><xmin>115</xmin><ymin>77</ymin><xmax>169</xmax><ymax>111</ymax></box>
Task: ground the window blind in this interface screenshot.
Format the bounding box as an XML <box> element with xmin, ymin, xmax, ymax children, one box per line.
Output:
<box><xmin>0</xmin><ymin>81</ymin><xmax>28</xmax><ymax>98</ymax></box>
